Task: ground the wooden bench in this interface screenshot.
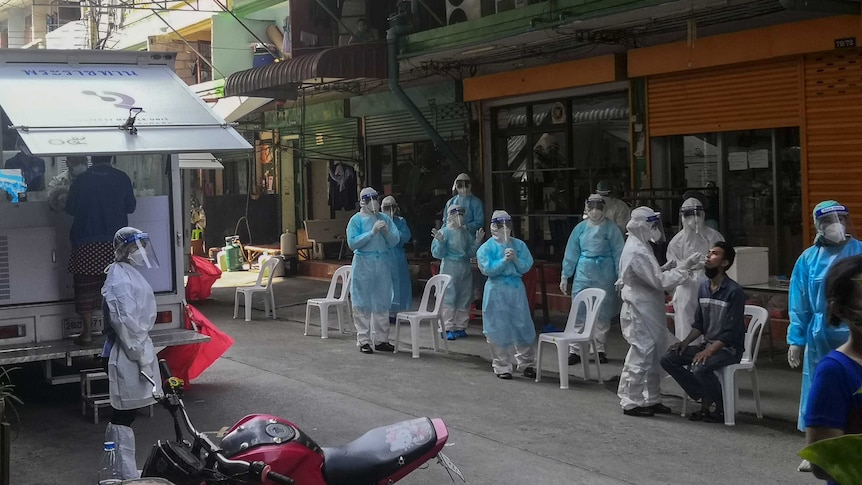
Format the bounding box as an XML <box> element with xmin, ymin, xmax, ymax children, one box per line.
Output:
<box><xmin>304</xmin><ymin>218</ymin><xmax>348</xmax><ymax>260</ymax></box>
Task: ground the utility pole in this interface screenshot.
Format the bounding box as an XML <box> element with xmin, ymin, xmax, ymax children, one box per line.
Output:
<box><xmin>85</xmin><ymin>0</ymin><xmax>100</xmax><ymax>49</ymax></box>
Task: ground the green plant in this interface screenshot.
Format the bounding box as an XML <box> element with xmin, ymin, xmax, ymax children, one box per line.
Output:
<box><xmin>0</xmin><ymin>366</ymin><xmax>22</xmax><ymax>423</ymax></box>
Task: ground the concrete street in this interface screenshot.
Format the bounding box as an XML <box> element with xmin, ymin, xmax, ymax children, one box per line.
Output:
<box><xmin>8</xmin><ymin>272</ymin><xmax>818</xmax><ymax>484</ymax></box>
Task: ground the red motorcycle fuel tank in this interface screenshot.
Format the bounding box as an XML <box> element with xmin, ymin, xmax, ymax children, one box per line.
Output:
<box><xmin>220</xmin><ymin>414</ymin><xmax>326</xmax><ymax>485</ymax></box>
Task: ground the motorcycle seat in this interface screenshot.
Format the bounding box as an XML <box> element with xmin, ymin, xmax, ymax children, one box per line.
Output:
<box><xmin>322</xmin><ymin>417</ymin><xmax>437</xmax><ymax>485</ymax></box>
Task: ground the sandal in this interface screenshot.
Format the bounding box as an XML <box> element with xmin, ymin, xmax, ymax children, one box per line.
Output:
<box><xmin>688</xmin><ymin>410</ymin><xmax>707</xmax><ymax>421</ymax></box>
<box><xmin>703</xmin><ymin>411</ymin><xmax>725</xmax><ymax>423</ymax></box>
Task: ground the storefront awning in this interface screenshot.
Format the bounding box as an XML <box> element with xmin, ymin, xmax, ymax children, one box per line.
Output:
<box><xmin>178</xmin><ymin>153</ymin><xmax>223</xmax><ymax>170</ymax></box>
<box><xmin>210</xmin><ymin>96</ymin><xmax>272</xmax><ymax>123</ymax></box>
<box><xmin>0</xmin><ymin>63</ymin><xmax>253</xmax><ymax>157</ymax></box>
<box><xmin>224</xmin><ymin>42</ymin><xmax>388</xmax><ymax>99</ymax></box>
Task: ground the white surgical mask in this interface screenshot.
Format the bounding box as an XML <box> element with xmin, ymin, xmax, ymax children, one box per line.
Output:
<box><xmin>368</xmin><ymin>200</ymin><xmax>380</xmax><ymax>213</ymax></box>
<box><xmin>128</xmin><ymin>249</ymin><xmax>148</xmax><ymax>268</ymax></box>
<box><xmin>587</xmin><ymin>209</ymin><xmax>603</xmax><ymax>222</ymax></box>
<box><xmin>823</xmin><ymin>222</ymin><xmax>847</xmax><ymax>244</ymax></box>
<box><xmin>649</xmin><ymin>227</ymin><xmax>662</xmax><ymax>243</ymax></box>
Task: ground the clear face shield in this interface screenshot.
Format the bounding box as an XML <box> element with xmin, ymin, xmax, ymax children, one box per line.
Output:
<box><xmin>118</xmin><ymin>232</ymin><xmax>160</xmax><ymax>269</ymax></box>
<box><xmin>382</xmin><ymin>203</ymin><xmax>399</xmax><ymax>218</ymax></box>
<box><xmin>490</xmin><ymin>217</ymin><xmax>513</xmax><ymax>243</ymax></box>
<box><xmin>453</xmin><ymin>177</ymin><xmax>471</xmax><ymax>197</ymax></box>
<box><xmin>815</xmin><ymin>205</ymin><xmax>855</xmax><ymax>245</ymax></box>
<box><xmin>640</xmin><ymin>212</ymin><xmax>665</xmax><ymax>244</ymax></box>
<box><xmin>360</xmin><ymin>192</ymin><xmax>380</xmax><ymax>213</ymax></box>
<box><xmin>448</xmin><ymin>207</ymin><xmax>466</xmax><ymax>229</ymax></box>
<box><xmin>680</xmin><ymin>205</ymin><xmax>705</xmax><ymax>233</ymax></box>
<box><xmin>585</xmin><ymin>198</ymin><xmax>606</xmax><ymax>222</ymax></box>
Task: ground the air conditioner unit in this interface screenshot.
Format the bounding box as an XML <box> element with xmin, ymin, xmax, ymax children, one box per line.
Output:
<box><xmin>446</xmin><ymin>0</ymin><xmax>481</xmax><ymax>25</ymax></box>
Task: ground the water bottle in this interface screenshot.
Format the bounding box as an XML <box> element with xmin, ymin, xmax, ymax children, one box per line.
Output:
<box><xmin>97</xmin><ymin>441</ymin><xmax>122</xmax><ymax>485</ymax></box>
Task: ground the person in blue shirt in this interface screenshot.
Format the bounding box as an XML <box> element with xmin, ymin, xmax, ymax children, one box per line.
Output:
<box><xmin>442</xmin><ymin>173</ymin><xmax>484</xmax><ymax>235</ymax></box>
<box><xmin>432</xmin><ymin>204</ymin><xmax>484</xmax><ymax>340</ymax></box>
<box><xmin>788</xmin><ymin>201</ymin><xmax>862</xmax><ymax>435</ymax></box>
<box><xmin>477</xmin><ymin>210</ymin><xmax>536</xmax><ymax>380</ymax></box>
<box><xmin>803</xmin><ymin>254</ymin><xmax>862</xmax><ymax>484</ymax></box>
<box><xmin>381</xmin><ymin>196</ymin><xmax>412</xmax><ymax>317</ymax></box>
<box><xmin>559</xmin><ymin>194</ymin><xmax>624</xmax><ymax>365</ymax></box>
<box><xmin>65</xmin><ymin>155</ymin><xmax>135</xmax><ymax>345</ymax></box>
<box><xmin>661</xmin><ymin>242</ymin><xmax>746</xmax><ymax>422</ymax></box>
<box><xmin>347</xmin><ymin>187</ymin><xmax>400</xmax><ymax>354</ymax></box>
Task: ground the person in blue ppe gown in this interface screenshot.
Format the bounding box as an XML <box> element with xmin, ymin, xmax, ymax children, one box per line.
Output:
<box><xmin>382</xmin><ymin>196</ymin><xmax>412</xmax><ymax>317</ymax></box>
<box><xmin>560</xmin><ymin>194</ymin><xmax>624</xmax><ymax>365</ymax></box>
<box><xmin>477</xmin><ymin>210</ymin><xmax>537</xmax><ymax>380</ymax></box>
<box><xmin>443</xmin><ymin>173</ymin><xmax>485</xmax><ymax>235</ymax></box>
<box><xmin>788</xmin><ymin>201</ymin><xmax>862</xmax><ymax>442</ymax></box>
<box><xmin>432</xmin><ymin>204</ymin><xmax>484</xmax><ymax>340</ymax></box>
<box><xmin>347</xmin><ymin>187</ymin><xmax>400</xmax><ymax>354</ymax></box>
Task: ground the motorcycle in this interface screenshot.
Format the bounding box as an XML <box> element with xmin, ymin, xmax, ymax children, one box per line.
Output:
<box><xmin>139</xmin><ymin>360</ymin><xmax>466</xmax><ymax>485</ymax></box>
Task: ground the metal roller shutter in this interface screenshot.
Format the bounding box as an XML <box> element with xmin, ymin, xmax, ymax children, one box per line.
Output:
<box><xmin>647</xmin><ymin>60</ymin><xmax>801</xmax><ymax>136</ymax></box>
<box><xmin>291</xmin><ymin>119</ymin><xmax>359</xmax><ymax>161</ymax></box>
<box><xmin>364</xmin><ymin>103</ymin><xmax>468</xmax><ymax>146</ymax></box>
<box><xmin>803</xmin><ymin>50</ymin><xmax>862</xmax><ymax>230</ymax></box>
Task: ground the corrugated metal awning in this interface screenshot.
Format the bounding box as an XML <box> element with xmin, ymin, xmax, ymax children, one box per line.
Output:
<box><xmin>224</xmin><ymin>42</ymin><xmax>388</xmax><ymax>99</ymax></box>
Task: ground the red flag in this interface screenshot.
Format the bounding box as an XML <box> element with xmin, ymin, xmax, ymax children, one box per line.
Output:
<box><xmin>158</xmin><ymin>304</ymin><xmax>234</xmax><ymax>386</ymax></box>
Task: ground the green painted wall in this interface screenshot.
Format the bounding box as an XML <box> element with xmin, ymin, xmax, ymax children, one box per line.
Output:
<box><xmin>349</xmin><ymin>81</ymin><xmax>460</xmax><ymax>117</ymax></box>
<box><xmin>263</xmin><ymin>100</ymin><xmax>348</xmax><ymax>129</ymax></box>
<box><xmin>402</xmin><ymin>0</ymin><xmax>670</xmax><ymax>56</ymax></box>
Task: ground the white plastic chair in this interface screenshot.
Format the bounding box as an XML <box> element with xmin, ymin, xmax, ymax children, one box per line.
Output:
<box><xmin>535</xmin><ymin>288</ymin><xmax>606</xmax><ymax>389</ymax></box>
<box><xmin>304</xmin><ymin>265</ymin><xmax>352</xmax><ymax>339</ymax></box>
<box><xmin>233</xmin><ymin>257</ymin><xmax>280</xmax><ymax>322</ymax></box>
<box><xmin>393</xmin><ymin>274</ymin><xmax>451</xmax><ymax>358</ymax></box>
<box><xmin>681</xmin><ymin>305</ymin><xmax>767</xmax><ymax>426</ymax></box>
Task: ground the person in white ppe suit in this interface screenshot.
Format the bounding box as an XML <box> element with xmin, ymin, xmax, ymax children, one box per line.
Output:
<box><xmin>666</xmin><ymin>197</ymin><xmax>725</xmax><ymax>342</ymax></box>
<box><xmin>477</xmin><ymin>211</ymin><xmax>537</xmax><ymax>380</ymax></box>
<box><xmin>432</xmin><ymin>204</ymin><xmax>484</xmax><ymax>340</ymax></box>
<box><xmin>560</xmin><ymin>194</ymin><xmax>624</xmax><ymax>365</ymax></box>
<box><xmin>101</xmin><ymin>226</ymin><xmax>163</xmax><ymax>479</ymax></box>
<box><xmin>347</xmin><ymin>187</ymin><xmax>400</xmax><ymax>354</ymax></box>
<box><xmin>596</xmin><ymin>180</ymin><xmax>631</xmax><ymax>235</ymax></box>
<box><xmin>617</xmin><ymin>207</ymin><xmax>703</xmax><ymax>417</ymax></box>
<box><xmin>443</xmin><ymin>173</ymin><xmax>485</xmax><ymax>235</ymax></box>
<box><xmin>787</xmin><ymin>200</ymin><xmax>862</xmax><ymax>472</ymax></box>
<box><xmin>382</xmin><ymin>196</ymin><xmax>412</xmax><ymax>316</ymax></box>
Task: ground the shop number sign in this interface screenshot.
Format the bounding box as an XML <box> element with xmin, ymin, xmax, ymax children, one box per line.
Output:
<box><xmin>63</xmin><ymin>315</ymin><xmax>104</xmax><ymax>338</ymax></box>
<box><xmin>835</xmin><ymin>37</ymin><xmax>856</xmax><ymax>49</ymax></box>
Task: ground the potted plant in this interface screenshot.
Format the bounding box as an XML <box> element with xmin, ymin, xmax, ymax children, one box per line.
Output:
<box><xmin>0</xmin><ymin>366</ymin><xmax>22</xmax><ymax>423</ymax></box>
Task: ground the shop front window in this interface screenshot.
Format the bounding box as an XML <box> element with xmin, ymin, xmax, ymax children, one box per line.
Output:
<box><xmin>490</xmin><ymin>92</ymin><xmax>630</xmax><ymax>258</ymax></box>
<box><xmin>651</xmin><ymin>128</ymin><xmax>802</xmax><ymax>276</ymax></box>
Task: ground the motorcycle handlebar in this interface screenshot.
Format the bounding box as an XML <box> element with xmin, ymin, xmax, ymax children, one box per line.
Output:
<box><xmin>148</xmin><ymin>362</ymin><xmax>296</xmax><ymax>484</ymax></box>
<box><xmin>266</xmin><ymin>470</ymin><xmax>295</xmax><ymax>485</ymax></box>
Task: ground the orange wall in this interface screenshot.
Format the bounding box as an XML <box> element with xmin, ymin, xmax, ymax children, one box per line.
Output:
<box><xmin>463</xmin><ymin>54</ymin><xmax>624</xmax><ymax>101</ymax></box>
<box><xmin>628</xmin><ymin>15</ymin><xmax>862</xmax><ymax>77</ymax></box>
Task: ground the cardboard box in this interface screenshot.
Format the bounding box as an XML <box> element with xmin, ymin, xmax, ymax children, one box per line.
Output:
<box><xmin>727</xmin><ymin>246</ymin><xmax>769</xmax><ymax>285</ymax></box>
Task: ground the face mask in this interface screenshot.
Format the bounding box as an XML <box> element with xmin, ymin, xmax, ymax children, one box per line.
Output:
<box><xmin>70</xmin><ymin>165</ymin><xmax>87</xmax><ymax>176</ymax></box>
<box><xmin>704</xmin><ymin>266</ymin><xmax>719</xmax><ymax>279</ymax></box>
<box><xmin>128</xmin><ymin>249</ymin><xmax>148</xmax><ymax>268</ymax></box>
<box><xmin>587</xmin><ymin>209</ymin><xmax>604</xmax><ymax>222</ymax></box>
<box><xmin>823</xmin><ymin>222</ymin><xmax>846</xmax><ymax>244</ymax></box>
<box><xmin>451</xmin><ymin>214</ymin><xmax>465</xmax><ymax>228</ymax></box>
<box><xmin>365</xmin><ymin>199</ymin><xmax>380</xmax><ymax>213</ymax></box>
<box><xmin>491</xmin><ymin>225</ymin><xmax>510</xmax><ymax>243</ymax></box>
<box><xmin>649</xmin><ymin>227</ymin><xmax>662</xmax><ymax>243</ymax></box>
<box><xmin>383</xmin><ymin>207</ymin><xmax>396</xmax><ymax>218</ymax></box>
<box><xmin>682</xmin><ymin>216</ymin><xmax>699</xmax><ymax>231</ymax></box>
